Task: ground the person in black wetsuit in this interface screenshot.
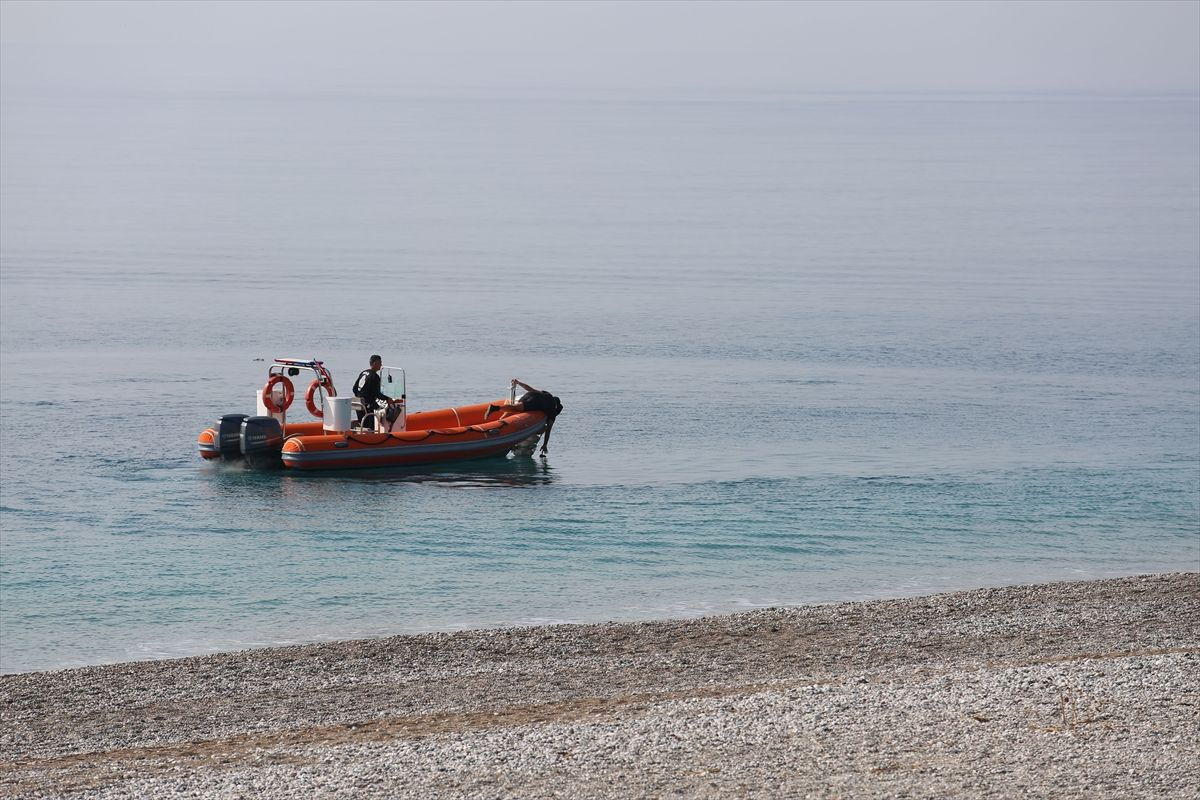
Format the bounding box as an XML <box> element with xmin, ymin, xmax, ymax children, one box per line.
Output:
<box><xmin>484</xmin><ymin>379</ymin><xmax>563</xmax><ymax>456</ymax></box>
<box><xmin>352</xmin><ymin>354</ymin><xmax>392</xmax><ymax>430</ymax></box>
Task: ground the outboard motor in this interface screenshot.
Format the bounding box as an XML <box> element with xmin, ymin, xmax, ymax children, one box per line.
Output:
<box><xmin>216</xmin><ymin>414</ymin><xmax>249</xmax><ymax>460</ymax></box>
<box><xmin>240</xmin><ymin>416</ymin><xmax>284</xmax><ymax>470</ymax></box>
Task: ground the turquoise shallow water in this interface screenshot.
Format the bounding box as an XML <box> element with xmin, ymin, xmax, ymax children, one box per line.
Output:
<box><xmin>1</xmin><ymin>91</ymin><xmax>1198</xmax><ymax>673</ymax></box>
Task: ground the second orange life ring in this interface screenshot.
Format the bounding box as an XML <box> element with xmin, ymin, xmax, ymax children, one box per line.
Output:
<box><xmin>305</xmin><ymin>379</ymin><xmax>336</xmax><ymax>418</ymax></box>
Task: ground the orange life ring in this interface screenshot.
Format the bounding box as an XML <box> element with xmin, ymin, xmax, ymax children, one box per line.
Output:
<box><xmin>305</xmin><ymin>379</ymin><xmax>336</xmax><ymax>418</ymax></box>
<box><xmin>262</xmin><ymin>375</ymin><xmax>294</xmax><ymax>413</ymax></box>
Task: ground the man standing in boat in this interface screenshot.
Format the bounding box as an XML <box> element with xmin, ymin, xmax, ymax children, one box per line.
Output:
<box><xmin>353</xmin><ymin>354</ymin><xmax>392</xmax><ymax>430</ymax></box>
<box><xmin>484</xmin><ymin>379</ymin><xmax>563</xmax><ymax>457</ymax></box>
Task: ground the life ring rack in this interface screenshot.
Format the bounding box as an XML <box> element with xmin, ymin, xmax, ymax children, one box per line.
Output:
<box><xmin>263</xmin><ymin>358</ymin><xmax>338</xmax><ymax>419</ymax></box>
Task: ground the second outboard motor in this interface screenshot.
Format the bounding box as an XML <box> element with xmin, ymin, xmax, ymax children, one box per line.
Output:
<box><xmin>240</xmin><ymin>416</ymin><xmax>284</xmax><ymax>470</ymax></box>
<box><xmin>216</xmin><ymin>414</ymin><xmax>249</xmax><ymax>460</ymax></box>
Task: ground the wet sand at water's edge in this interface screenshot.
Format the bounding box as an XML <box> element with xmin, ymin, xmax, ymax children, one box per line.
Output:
<box><xmin>2</xmin><ymin>573</ymin><xmax>1197</xmax><ymax>798</ymax></box>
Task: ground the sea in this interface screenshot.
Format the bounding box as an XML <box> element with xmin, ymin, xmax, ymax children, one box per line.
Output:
<box><xmin>1</xmin><ymin>89</ymin><xmax>1197</xmax><ymax>674</ymax></box>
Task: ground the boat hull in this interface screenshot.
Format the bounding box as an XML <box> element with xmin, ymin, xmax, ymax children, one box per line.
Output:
<box><xmin>279</xmin><ymin>416</ymin><xmax>544</xmax><ymax>469</ymax></box>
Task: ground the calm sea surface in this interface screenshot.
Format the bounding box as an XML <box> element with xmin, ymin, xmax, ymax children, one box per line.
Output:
<box><xmin>1</xmin><ymin>90</ymin><xmax>1197</xmax><ymax>673</ymax></box>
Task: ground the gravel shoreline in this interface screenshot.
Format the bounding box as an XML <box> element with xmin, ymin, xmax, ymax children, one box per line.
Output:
<box><xmin>2</xmin><ymin>573</ymin><xmax>1197</xmax><ymax>798</ymax></box>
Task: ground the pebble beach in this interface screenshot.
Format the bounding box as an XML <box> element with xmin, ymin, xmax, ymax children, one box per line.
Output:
<box><xmin>2</xmin><ymin>573</ymin><xmax>1197</xmax><ymax>798</ymax></box>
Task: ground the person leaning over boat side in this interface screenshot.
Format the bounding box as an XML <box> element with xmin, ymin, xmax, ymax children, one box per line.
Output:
<box><xmin>484</xmin><ymin>379</ymin><xmax>563</xmax><ymax>456</ymax></box>
<box><xmin>352</xmin><ymin>354</ymin><xmax>392</xmax><ymax>430</ymax></box>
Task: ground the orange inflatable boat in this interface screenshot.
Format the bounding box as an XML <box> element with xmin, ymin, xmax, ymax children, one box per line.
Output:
<box><xmin>197</xmin><ymin>358</ymin><xmax>547</xmax><ymax>470</ymax></box>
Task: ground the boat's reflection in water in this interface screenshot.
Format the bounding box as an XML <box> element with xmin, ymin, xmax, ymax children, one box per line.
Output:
<box><xmin>279</xmin><ymin>453</ymin><xmax>555</xmax><ymax>489</ymax></box>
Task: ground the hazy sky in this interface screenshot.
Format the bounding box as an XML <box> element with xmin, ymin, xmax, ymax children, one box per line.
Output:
<box><xmin>2</xmin><ymin>0</ymin><xmax>1198</xmax><ymax>95</ymax></box>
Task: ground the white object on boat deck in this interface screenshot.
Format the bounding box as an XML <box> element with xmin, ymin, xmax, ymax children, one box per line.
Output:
<box><xmin>324</xmin><ymin>396</ymin><xmax>354</xmax><ymax>433</ymax></box>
